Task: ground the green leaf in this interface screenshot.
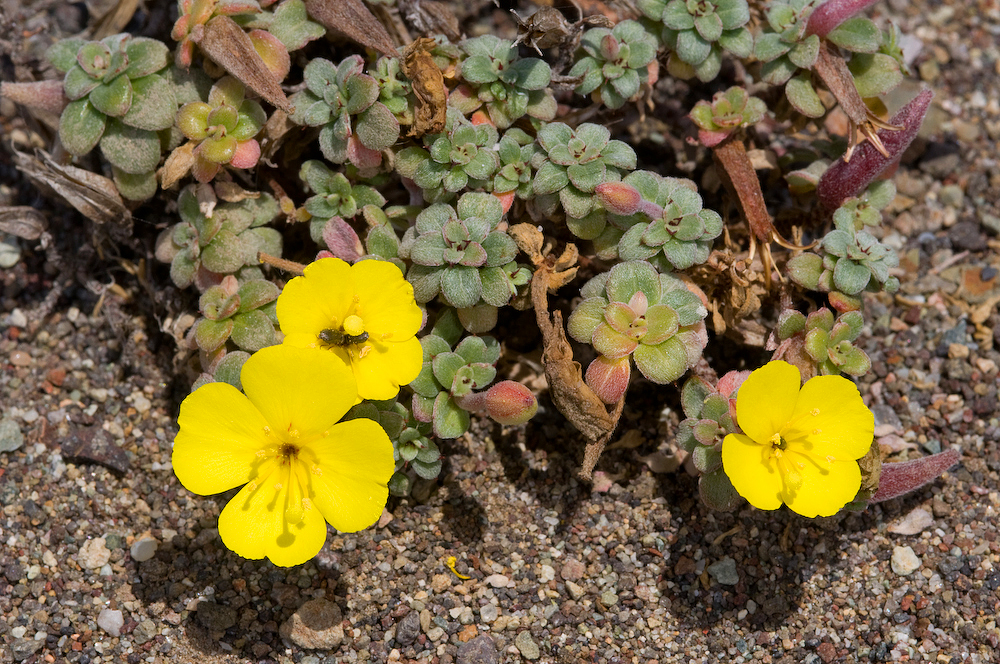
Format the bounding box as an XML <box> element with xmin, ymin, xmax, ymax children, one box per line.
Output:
<box><xmin>214</xmin><ymin>351</ymin><xmax>251</xmax><ymax>389</ymax></box>
<box><xmin>680</xmin><ymin>376</ymin><xmax>711</xmax><ymax>419</ymax></box>
<box><xmin>59</xmin><ymin>99</ymin><xmax>106</xmax><ymax>156</ymax></box>
<box><xmin>532</xmin><ymin>160</ymin><xmax>569</xmax><ymax>196</ymax></box>
<box><xmin>125</xmin><ymin>37</ymin><xmax>170</xmax><ymax>78</ymax></box>
<box><xmin>785</xmin><ymin>73</ymin><xmax>825</xmax><ymax>118</ymax></box>
<box><xmin>99</xmin><ymin>119</ymin><xmax>161</xmax><ymax>174</ymax></box>
<box><xmin>567</xmin><ymin>160</ymin><xmax>607</xmax><ymax>193</ymax></box>
<box><xmin>267</xmin><ymin>0</ymin><xmax>326</xmax><ymax>51</ymax></box>
<box><xmin>89</xmin><ymin>75</ymin><xmax>133</xmax><ymax>117</ymax></box>
<box><xmin>633</xmin><ymin>336</ymin><xmax>689</xmax><ymax>384</ymax></box>
<box><xmin>440</xmin><ymin>266</ymin><xmax>482</xmax><ymax>308</ymax></box>
<box><xmin>122</xmin><ymin>74</ymin><xmax>177</xmax><ymax>131</ymax></box>
<box><xmin>832</xmin><ymin>258</ymin><xmax>872</xmax><ymax>295</ymax></box>
<box><xmin>827</xmin><ymin>17</ymin><xmax>881</xmax><ymax>54</ymax></box>
<box><xmin>849</xmin><ymin>53</ymin><xmax>903</xmax><ymax>98</ymax></box>
<box><xmin>433</xmin><ymin>393</ymin><xmax>471</xmax><ymax>439</ymax></box>
<box><xmin>231</xmin><ymin>309</ymin><xmax>275</xmax><ymax>351</ymax></box>
<box><xmin>195</xmin><ymin>318</ymin><xmax>234</xmax><ymax>352</ymax></box>
<box><xmin>356</xmin><ymin>103</ymin><xmax>400</xmax><ymax>151</ymax></box>
<box><xmin>112</xmin><ymin>167</ymin><xmax>157</xmax><ymax>201</ymax></box>
<box><xmin>508</xmin><ymin>58</ymin><xmax>551</xmax><ymax>90</ymax></box>
<box><xmin>47</xmin><ymin>38</ymin><xmax>86</xmax><ymax>72</ymax></box>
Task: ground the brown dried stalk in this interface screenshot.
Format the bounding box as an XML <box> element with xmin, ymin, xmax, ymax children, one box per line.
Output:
<box><xmin>512</xmin><ymin>223</ymin><xmax>624</xmax><ymax>480</ymax></box>
<box><xmin>812</xmin><ymin>41</ymin><xmax>900</xmax><ymax>162</ymax></box>
<box><xmin>305</xmin><ymin>0</ymin><xmax>400</xmax><ymax>58</ymax></box>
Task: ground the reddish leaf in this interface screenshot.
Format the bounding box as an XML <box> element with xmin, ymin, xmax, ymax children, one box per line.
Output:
<box><xmin>870</xmin><ymin>449</ymin><xmax>960</xmax><ymax>503</ymax></box>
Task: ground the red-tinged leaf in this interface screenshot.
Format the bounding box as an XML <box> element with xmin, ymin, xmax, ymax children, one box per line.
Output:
<box><xmin>806</xmin><ymin>0</ymin><xmax>880</xmax><ymax>38</ymax></box>
<box><xmin>494</xmin><ymin>190</ymin><xmax>515</xmax><ymax>214</ymax></box>
<box><xmin>321</xmin><ymin>216</ymin><xmax>364</xmax><ymax>262</ymax></box>
<box><xmin>870</xmin><ymin>449</ymin><xmax>961</xmax><ymax>503</ymax></box>
<box><xmin>1</xmin><ymin>79</ymin><xmax>68</xmax><ymax>115</ymax></box>
<box><xmin>229</xmin><ymin>139</ymin><xmax>261</xmax><ymax>169</ymax></box>
<box><xmin>817</xmin><ymin>89</ymin><xmax>933</xmax><ymax>210</ymax></box>
<box><xmin>585</xmin><ymin>355</ymin><xmax>631</xmax><ymax>405</ymax></box>
<box><xmin>248</xmin><ymin>29</ymin><xmax>291</xmax><ymax>81</ymax></box>
<box><xmin>193</xmin><ymin>15</ymin><xmax>291</xmax><ymax>112</ymax></box>
<box><xmin>712</xmin><ymin>137</ymin><xmax>773</xmax><ymax>241</ymax></box>
<box><xmin>346</xmin><ymin>133</ymin><xmax>383</xmax><ymax>171</ymax></box>
<box><xmin>304</xmin><ymin>0</ymin><xmax>399</xmax><ymax>58</ymax></box>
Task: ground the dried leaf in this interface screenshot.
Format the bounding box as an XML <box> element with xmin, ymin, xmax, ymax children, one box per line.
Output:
<box><xmin>92</xmin><ymin>0</ymin><xmax>139</xmax><ymax>40</ymax></box>
<box><xmin>13</xmin><ymin>149</ymin><xmax>132</xmax><ymax>236</ymax></box>
<box><xmin>529</xmin><ymin>247</ymin><xmax>623</xmax><ymax>480</ymax></box>
<box><xmin>193</xmin><ymin>15</ymin><xmax>291</xmax><ymax>112</ymax></box>
<box><xmin>260</xmin><ymin>109</ymin><xmax>295</xmax><ymax>161</ymax></box>
<box><xmin>402</xmin><ymin>38</ymin><xmax>447</xmax><ymax>137</ymax></box>
<box><xmin>0</xmin><ymin>207</ymin><xmax>47</xmax><ymax>240</ymax></box>
<box><xmin>214</xmin><ymin>181</ymin><xmax>259</xmax><ymax>202</ymax></box>
<box><xmin>160</xmin><ymin>142</ymin><xmax>196</xmax><ymax>190</ymax></box>
<box><xmin>305</xmin><ymin>0</ymin><xmax>400</xmax><ymax>57</ymax></box>
<box><xmin>712</xmin><ymin>137</ymin><xmax>773</xmax><ymax>242</ymax></box>
<box><xmin>398</xmin><ymin>0</ymin><xmax>460</xmax><ymax>41</ymax></box>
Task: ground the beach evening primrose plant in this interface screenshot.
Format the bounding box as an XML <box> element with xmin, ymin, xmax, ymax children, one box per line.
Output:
<box><xmin>721</xmin><ymin>360</ymin><xmax>873</xmax><ymax>517</ymax></box>
<box><xmin>276</xmin><ymin>257</ymin><xmax>423</xmax><ymax>401</ymax></box>
<box><xmin>172</xmin><ymin>345</ymin><xmax>394</xmax><ymax>566</ymax></box>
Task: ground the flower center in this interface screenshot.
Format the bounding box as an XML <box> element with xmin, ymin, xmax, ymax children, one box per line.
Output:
<box><xmin>318</xmin><ymin>314</ymin><xmax>370</xmax><ymax>348</ymax></box>
<box><xmin>254</xmin><ymin>428</ymin><xmax>327</xmax><ymax>525</ymax></box>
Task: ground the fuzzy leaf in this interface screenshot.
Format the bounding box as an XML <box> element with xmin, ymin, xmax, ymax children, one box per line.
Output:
<box><xmin>433</xmin><ymin>392</ymin><xmax>471</xmax><ymax>439</ymax></box>
<box><xmin>122</xmin><ymin>74</ymin><xmax>177</xmax><ymax>131</ymax></box>
<box><xmin>231</xmin><ymin>309</ymin><xmax>276</xmax><ymax>351</ymax></box>
<box><xmin>99</xmin><ymin>120</ymin><xmax>161</xmax><ymax>174</ymax></box>
<box><xmin>59</xmin><ymin>99</ymin><xmax>106</xmax><ymax>156</ymax></box>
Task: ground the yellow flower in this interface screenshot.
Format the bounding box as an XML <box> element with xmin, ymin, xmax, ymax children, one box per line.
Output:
<box><xmin>172</xmin><ymin>345</ymin><xmax>394</xmax><ymax>566</ymax></box>
<box><xmin>277</xmin><ymin>257</ymin><xmax>423</xmax><ymax>401</ymax></box>
<box><xmin>721</xmin><ymin>360</ymin><xmax>873</xmax><ymax>518</ymax></box>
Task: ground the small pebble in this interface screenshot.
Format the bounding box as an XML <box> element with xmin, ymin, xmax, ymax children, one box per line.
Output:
<box><xmin>891</xmin><ymin>546</ymin><xmax>921</xmax><ymax>576</ymax></box>
<box><xmin>130</xmin><ymin>537</ymin><xmax>158</xmax><ymax>562</ymax></box>
<box><xmin>97</xmin><ymin>609</ymin><xmax>124</xmax><ymax>637</ymax></box>
<box><xmin>479</xmin><ymin>604</ymin><xmax>499</xmax><ymax>623</ymax></box>
<box><xmin>0</xmin><ymin>418</ymin><xmax>24</xmax><ymax>452</ymax></box>
<box><xmin>514</xmin><ymin>631</ymin><xmax>540</xmax><ymax>660</ymax></box>
<box><xmin>484</xmin><ymin>574</ymin><xmax>510</xmax><ymax>588</ymax></box>
<box><xmin>78</xmin><ymin>538</ymin><xmax>111</xmax><ymax>569</ymax></box>
<box><xmin>707</xmin><ymin>557</ymin><xmax>739</xmax><ymax>586</ymax></box>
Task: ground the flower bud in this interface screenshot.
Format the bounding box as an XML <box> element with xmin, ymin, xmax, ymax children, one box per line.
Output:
<box><xmin>483</xmin><ymin>381</ymin><xmax>537</xmax><ymax>426</ymax></box>
<box><xmin>595</xmin><ymin>181</ymin><xmax>642</xmax><ymax>216</ymax></box>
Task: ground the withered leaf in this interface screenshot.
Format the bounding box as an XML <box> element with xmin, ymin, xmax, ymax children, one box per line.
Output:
<box><xmin>402</xmin><ymin>38</ymin><xmax>447</xmax><ymax>137</ymax></box>
<box><xmin>305</xmin><ymin>0</ymin><xmax>400</xmax><ymax>58</ymax></box>
<box><xmin>0</xmin><ymin>206</ymin><xmax>47</xmax><ymax>240</ymax></box>
<box><xmin>13</xmin><ymin>149</ymin><xmax>132</xmax><ymax>235</ymax></box>
<box><xmin>193</xmin><ymin>15</ymin><xmax>292</xmax><ymax>112</ymax></box>
<box><xmin>398</xmin><ymin>0</ymin><xmax>460</xmax><ymax>41</ymax></box>
<box><xmin>92</xmin><ymin>0</ymin><xmax>139</xmax><ymax>40</ymax></box>
<box><xmin>160</xmin><ymin>141</ymin><xmax>195</xmax><ymax>190</ymax></box>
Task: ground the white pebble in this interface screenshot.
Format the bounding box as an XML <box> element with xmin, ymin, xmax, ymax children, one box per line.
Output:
<box><xmin>891</xmin><ymin>546</ymin><xmax>921</xmax><ymax>576</ymax></box>
<box><xmin>97</xmin><ymin>609</ymin><xmax>124</xmax><ymax>637</ymax></box>
<box><xmin>485</xmin><ymin>574</ymin><xmax>510</xmax><ymax>588</ymax></box>
<box><xmin>130</xmin><ymin>537</ymin><xmax>158</xmax><ymax>562</ymax></box>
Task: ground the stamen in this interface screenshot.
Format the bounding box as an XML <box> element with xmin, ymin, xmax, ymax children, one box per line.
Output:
<box><xmin>311</xmin><ymin>465</ymin><xmax>323</xmax><ymax>476</ymax></box>
<box><xmin>810</xmin><ymin>408</ymin><xmax>820</xmax><ymax>416</ymax></box>
<box><xmin>812</xmin><ymin>429</ymin><xmax>822</xmax><ymax>435</ymax></box>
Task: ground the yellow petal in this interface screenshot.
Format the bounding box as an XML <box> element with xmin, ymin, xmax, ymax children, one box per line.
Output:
<box><xmin>352</xmin><ymin>337</ymin><xmax>423</xmax><ymax>401</ymax></box>
<box><xmin>217</xmin><ymin>461</ymin><xmax>329</xmax><ymax>566</ymax></box>
<box><xmin>784</xmin><ymin>374</ymin><xmax>874</xmax><ymax>461</ymax></box>
<box><xmin>240</xmin><ymin>345</ymin><xmax>357</xmax><ymax>439</ymax></box>
<box><xmin>735</xmin><ymin>360</ymin><xmax>800</xmax><ymax>444</ymax></box>
<box><xmin>781</xmin><ymin>453</ymin><xmax>861</xmax><ymax>518</ymax></box>
<box><xmin>351</xmin><ymin>259</ymin><xmax>423</xmax><ymax>338</ymax></box>
<box><xmin>277</xmin><ymin>257</ymin><xmax>353</xmax><ymax>337</ymax></box>
<box><xmin>721</xmin><ymin>433</ymin><xmax>783</xmax><ymax>511</ymax></box>
<box><xmin>304</xmin><ymin>418</ymin><xmax>393</xmax><ymax>532</ymax></box>
<box><xmin>173</xmin><ymin>382</ymin><xmax>268</xmax><ymax>495</ymax></box>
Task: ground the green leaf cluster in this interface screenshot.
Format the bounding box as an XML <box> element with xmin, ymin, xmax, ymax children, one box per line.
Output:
<box><xmin>299</xmin><ymin>160</ymin><xmax>386</xmax><ymax>243</ymax></box>
<box><xmin>603</xmin><ymin>171</ymin><xmax>723</xmax><ymax>271</ymax></box>
<box><xmin>450</xmin><ymin>35</ymin><xmax>556</xmax><ymax>129</ymax></box>
<box><xmin>48</xmin><ymin>34</ymin><xmax>175</xmax><ymax>196</ymax></box>
<box><xmin>396</xmin><ymin>110</ymin><xmax>500</xmax><ymax>203</ymax></box>
<box><xmin>675</xmin><ymin>375</ymin><xmax>742</xmax><ymax>511</ymax></box>
<box><xmin>688</xmin><ymin>86</ymin><xmax>766</xmax><ymax>137</ymax></box>
<box><xmin>531</xmin><ymin>122</ymin><xmax>637</xmax><ymax>239</ymax></box>
<box><xmin>777</xmin><ymin>308</ymin><xmax>871</xmax><ymax>377</ymax></box>
<box><xmin>409</xmin><ymin>316</ymin><xmax>502</xmax><ymax>439</ymax></box>
<box><xmin>194</xmin><ymin>275</ymin><xmax>279</xmax><ymax>353</ymax></box>
<box><xmin>568</xmin><ymin>261</ymin><xmax>708</xmax><ymax>387</ymax></box>
<box><xmin>289</xmin><ymin>55</ymin><xmax>401</xmax><ymax>166</ymax></box>
<box><xmin>400</xmin><ymin>193</ymin><xmax>527</xmax><ymax>310</ymax></box>
<box><xmin>569</xmin><ymin>20</ymin><xmax>658</xmax><ymax>109</ymax></box>
<box><xmin>154</xmin><ymin>185</ymin><xmax>282</xmax><ymax>289</ymax></box>
<box><xmin>639</xmin><ymin>0</ymin><xmax>752</xmax><ymax>82</ymax></box>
